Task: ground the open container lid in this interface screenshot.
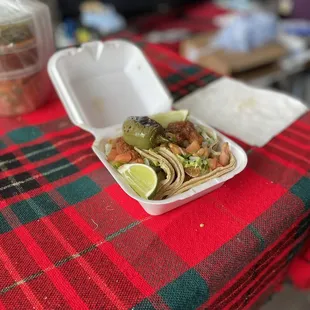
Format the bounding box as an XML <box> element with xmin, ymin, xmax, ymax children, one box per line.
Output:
<box><xmin>48</xmin><ymin>40</ymin><xmax>173</xmax><ymax>135</ymax></box>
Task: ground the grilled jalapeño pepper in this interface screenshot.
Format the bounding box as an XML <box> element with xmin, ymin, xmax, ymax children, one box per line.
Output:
<box><xmin>123</xmin><ymin>116</ymin><xmax>166</xmax><ymax>149</ymax></box>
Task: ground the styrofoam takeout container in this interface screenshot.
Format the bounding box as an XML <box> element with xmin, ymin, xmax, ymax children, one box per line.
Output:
<box><xmin>48</xmin><ymin>40</ymin><xmax>248</xmax><ymax>215</ymax></box>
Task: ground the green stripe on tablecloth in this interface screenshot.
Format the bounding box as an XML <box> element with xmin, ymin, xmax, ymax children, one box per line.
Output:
<box><xmin>181</xmin><ymin>66</ymin><xmax>202</xmax><ymax>75</ymax></box>
<box><xmin>291</xmin><ymin>177</ymin><xmax>310</xmax><ymax>210</ymax></box>
<box><xmin>248</xmin><ymin>224</ymin><xmax>265</xmax><ymax>252</ymax></box>
<box><xmin>0</xmin><ymin>140</ymin><xmax>6</xmax><ymax>150</ymax></box>
<box><xmin>105</xmin><ymin>221</ymin><xmax>141</xmax><ymax>241</ymax></box>
<box><xmin>57</xmin><ymin>176</ymin><xmax>101</xmax><ymax>205</ymax></box>
<box><xmin>158</xmin><ymin>269</ymin><xmax>209</xmax><ymax>310</ymax></box>
<box><xmin>134</xmin><ymin>299</ymin><xmax>156</xmax><ymax>310</ymax></box>
<box><xmin>8</xmin><ymin>126</ymin><xmax>43</xmax><ymax>144</ymax></box>
<box><xmin>199</xmin><ymin>74</ymin><xmax>218</xmax><ymax>84</ymax></box>
<box><xmin>0</xmin><ymin>213</ymin><xmax>11</xmax><ymax>234</ymax></box>
<box><xmin>11</xmin><ymin>193</ymin><xmax>60</xmax><ymax>224</ymax></box>
<box><xmin>0</xmin><ymin>271</ymin><xmax>44</xmax><ymax>295</ymax></box>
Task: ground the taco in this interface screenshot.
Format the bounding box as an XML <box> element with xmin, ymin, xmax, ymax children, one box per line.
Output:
<box><xmin>104</xmin><ymin>112</ymin><xmax>237</xmax><ymax>200</ymax></box>
<box><xmin>167</xmin><ymin>150</ymin><xmax>237</xmax><ymax>198</ymax></box>
<box><xmin>154</xmin><ymin>147</ymin><xmax>185</xmax><ymax>200</ymax></box>
<box><xmin>104</xmin><ymin>136</ymin><xmax>176</xmax><ymax>193</ymax></box>
<box><xmin>134</xmin><ymin>147</ymin><xmax>175</xmax><ymax>193</ymax></box>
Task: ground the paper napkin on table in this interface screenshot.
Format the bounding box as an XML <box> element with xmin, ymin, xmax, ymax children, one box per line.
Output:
<box><xmin>176</xmin><ymin>77</ymin><xmax>308</xmax><ymax>147</ymax></box>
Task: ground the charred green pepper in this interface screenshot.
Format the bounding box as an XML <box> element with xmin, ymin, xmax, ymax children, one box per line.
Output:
<box><xmin>123</xmin><ymin>116</ymin><xmax>167</xmax><ymax>149</ymax></box>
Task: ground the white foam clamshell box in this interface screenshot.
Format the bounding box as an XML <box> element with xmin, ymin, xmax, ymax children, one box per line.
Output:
<box><xmin>48</xmin><ymin>40</ymin><xmax>248</xmax><ymax>215</ymax></box>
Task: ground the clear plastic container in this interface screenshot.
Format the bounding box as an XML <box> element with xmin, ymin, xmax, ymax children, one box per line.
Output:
<box><xmin>0</xmin><ymin>0</ymin><xmax>55</xmax><ymax>117</ymax></box>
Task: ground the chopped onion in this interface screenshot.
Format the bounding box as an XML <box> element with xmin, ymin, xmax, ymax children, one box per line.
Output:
<box><xmin>144</xmin><ymin>158</ymin><xmax>150</xmax><ymax>166</ymax></box>
<box><xmin>104</xmin><ymin>143</ymin><xmax>112</xmax><ymax>156</ymax></box>
<box><xmin>189</xmin><ymin>156</ymin><xmax>200</xmax><ymax>161</ymax></box>
<box><xmin>201</xmin><ymin>131</ymin><xmax>209</xmax><ymax>140</ymax></box>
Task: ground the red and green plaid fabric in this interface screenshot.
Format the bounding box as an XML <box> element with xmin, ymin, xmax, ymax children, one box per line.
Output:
<box><xmin>0</xmin><ymin>33</ymin><xmax>310</xmax><ymax>310</ymax></box>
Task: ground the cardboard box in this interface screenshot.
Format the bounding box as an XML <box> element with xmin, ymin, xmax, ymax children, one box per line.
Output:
<box><xmin>180</xmin><ymin>33</ymin><xmax>288</xmax><ymax>76</ymax></box>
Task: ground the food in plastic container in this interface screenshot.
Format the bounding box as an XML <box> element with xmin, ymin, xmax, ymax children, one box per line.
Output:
<box><xmin>0</xmin><ymin>21</ymin><xmax>38</xmax><ymax>73</ymax></box>
<box><xmin>48</xmin><ymin>40</ymin><xmax>248</xmax><ymax>215</ymax></box>
<box><xmin>0</xmin><ymin>45</ymin><xmax>38</xmax><ymax>72</ymax></box>
<box><xmin>0</xmin><ymin>69</ymin><xmax>51</xmax><ymax>116</ymax></box>
<box><xmin>0</xmin><ymin>0</ymin><xmax>55</xmax><ymax>117</ymax></box>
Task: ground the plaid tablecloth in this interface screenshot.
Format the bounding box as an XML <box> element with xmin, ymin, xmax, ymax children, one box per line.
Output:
<box><xmin>0</xmin><ymin>33</ymin><xmax>310</xmax><ymax>310</ymax></box>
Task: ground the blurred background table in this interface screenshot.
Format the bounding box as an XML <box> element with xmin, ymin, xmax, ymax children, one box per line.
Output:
<box><xmin>41</xmin><ymin>0</ymin><xmax>310</xmax><ymax>106</ymax></box>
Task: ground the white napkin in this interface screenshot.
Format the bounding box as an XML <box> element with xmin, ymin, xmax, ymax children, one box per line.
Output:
<box><xmin>176</xmin><ymin>77</ymin><xmax>308</xmax><ymax>147</ymax></box>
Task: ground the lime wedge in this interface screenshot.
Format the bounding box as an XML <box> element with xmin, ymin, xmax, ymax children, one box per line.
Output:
<box><xmin>118</xmin><ymin>164</ymin><xmax>158</xmax><ymax>199</ymax></box>
<box><xmin>150</xmin><ymin>110</ymin><xmax>189</xmax><ymax>128</ymax></box>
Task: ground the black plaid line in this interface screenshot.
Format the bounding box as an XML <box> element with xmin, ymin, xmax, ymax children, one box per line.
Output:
<box><xmin>171</xmin><ymin>87</ymin><xmax>192</xmax><ymax>101</ymax></box>
<box><xmin>0</xmin><ymin>271</ymin><xmax>44</xmax><ymax>295</ymax></box>
<box><xmin>183</xmin><ymin>83</ymin><xmax>201</xmax><ymax>94</ymax></box>
<box><xmin>21</xmin><ymin>141</ymin><xmax>59</xmax><ymax>163</ymax></box>
<box><xmin>181</xmin><ymin>74</ymin><xmax>218</xmax><ymax>94</ymax></box>
<box><xmin>0</xmin><ymin>172</ymin><xmax>40</xmax><ymax>199</ymax></box>
<box><xmin>37</xmin><ymin>158</ymin><xmax>79</xmax><ymax>183</ymax></box>
<box><xmin>199</xmin><ymin>74</ymin><xmax>218</xmax><ymax>85</ymax></box>
<box><xmin>0</xmin><ymin>153</ymin><xmax>21</xmax><ymax>170</ymax></box>
<box><xmin>172</xmin><ymin>91</ymin><xmax>183</xmax><ymax>101</ymax></box>
<box><xmin>181</xmin><ymin>66</ymin><xmax>203</xmax><ymax>75</ymax></box>
<box><xmin>295</xmin><ymin>213</ymin><xmax>310</xmax><ymax>240</ymax></box>
<box><xmin>287</xmin><ymin>242</ymin><xmax>304</xmax><ymax>262</ymax></box>
<box><xmin>170</xmin><ymin>73</ymin><xmax>219</xmax><ymax>102</ymax></box>
<box><xmin>164</xmin><ymin>73</ymin><xmax>184</xmax><ymax>85</ymax></box>
<box><xmin>136</xmin><ymin>41</ymin><xmax>146</xmax><ymax>48</ymax></box>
